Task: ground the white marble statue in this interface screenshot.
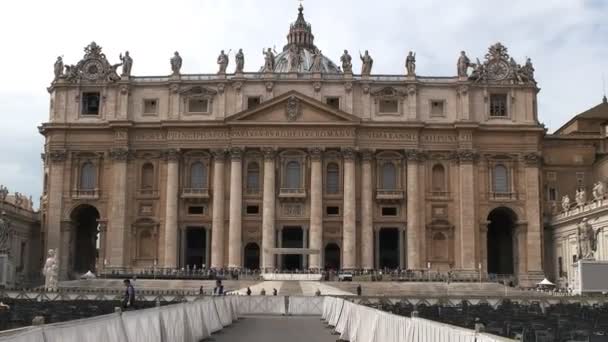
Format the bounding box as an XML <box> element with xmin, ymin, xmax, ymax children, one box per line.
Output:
<box><xmin>577</xmin><ymin>218</ymin><xmax>600</xmax><ymax>260</ymax></box>
<box><xmin>592</xmin><ymin>181</ymin><xmax>605</xmax><ymax>201</ymax></box>
<box><xmin>576</xmin><ymin>188</ymin><xmax>587</xmax><ymax>207</ymax></box>
<box><xmin>561</xmin><ymin>195</ymin><xmax>571</xmax><ymax>212</ymax></box>
<box><xmin>43</xmin><ymin>249</ymin><xmax>58</xmax><ymax>290</ymax></box>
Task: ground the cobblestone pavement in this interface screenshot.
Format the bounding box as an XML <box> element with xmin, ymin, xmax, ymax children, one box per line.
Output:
<box><xmin>208</xmin><ymin>316</ymin><xmax>337</xmax><ymax>342</ymax></box>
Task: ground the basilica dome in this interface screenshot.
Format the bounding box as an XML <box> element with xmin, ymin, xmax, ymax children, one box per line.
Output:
<box><xmin>260</xmin><ymin>5</ymin><xmax>342</xmax><ymax>74</ymax></box>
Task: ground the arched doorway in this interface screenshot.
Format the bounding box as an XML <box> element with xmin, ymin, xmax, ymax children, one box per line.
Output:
<box><xmin>379</xmin><ymin>228</ymin><xmax>400</xmax><ymax>269</ymax></box>
<box><xmin>324</xmin><ymin>243</ymin><xmax>340</xmax><ymax>271</ymax></box>
<box><xmin>244</xmin><ymin>243</ymin><xmax>260</xmax><ymax>270</ymax></box>
<box><xmin>487</xmin><ymin>207</ymin><xmax>516</xmax><ymax>275</ymax></box>
<box><xmin>70</xmin><ymin>204</ymin><xmax>100</xmax><ymax>274</ymax></box>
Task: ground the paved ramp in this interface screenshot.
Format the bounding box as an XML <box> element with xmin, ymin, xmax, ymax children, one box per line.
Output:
<box><xmin>209</xmin><ymin>316</ymin><xmax>336</xmax><ymax>342</ymax></box>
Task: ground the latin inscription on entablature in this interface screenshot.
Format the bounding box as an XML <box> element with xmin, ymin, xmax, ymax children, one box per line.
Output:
<box><xmin>358</xmin><ymin>130</ymin><xmax>417</xmax><ymax>142</ymax></box>
<box><xmin>421</xmin><ymin>133</ymin><xmax>458</xmax><ymax>143</ymax></box>
<box><xmin>167</xmin><ymin>130</ymin><xmax>230</xmax><ymax>141</ymax></box>
<box><xmin>231</xmin><ymin>127</ymin><xmax>356</xmax><ymax>139</ymax></box>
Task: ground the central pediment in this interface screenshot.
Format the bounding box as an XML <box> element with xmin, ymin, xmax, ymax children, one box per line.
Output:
<box><xmin>225</xmin><ymin>90</ymin><xmax>360</xmax><ymax>124</ymax></box>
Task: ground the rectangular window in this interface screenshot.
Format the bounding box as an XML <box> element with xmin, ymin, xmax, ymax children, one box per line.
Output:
<box><xmin>489</xmin><ymin>94</ymin><xmax>507</xmax><ymax>117</ymax></box>
<box><xmin>143</xmin><ymin>99</ymin><xmax>158</xmax><ymax>115</ymax></box>
<box><xmin>188</xmin><ymin>98</ymin><xmax>209</xmax><ymax>113</ymax></box>
<box><xmin>326</xmin><ymin>206</ymin><xmax>340</xmax><ymax>216</ymax></box>
<box><xmin>381</xmin><ymin>207</ymin><xmax>398</xmax><ymax>216</ymax></box>
<box><xmin>246</xmin><ymin>205</ymin><xmax>259</xmax><ymax>215</ymax></box>
<box><xmin>326</xmin><ymin>97</ymin><xmax>340</xmax><ymax>109</ymax></box>
<box><xmin>548</xmin><ymin>187</ymin><xmax>557</xmax><ymax>201</ymax></box>
<box><xmin>247</xmin><ymin>96</ymin><xmax>261</xmax><ymax>109</ymax></box>
<box><xmin>379</xmin><ymin>99</ymin><xmax>399</xmax><ymax>113</ymax></box>
<box><xmin>188</xmin><ymin>206</ymin><xmax>205</xmax><ymax>215</ymax></box>
<box><xmin>546</xmin><ymin>171</ymin><xmax>557</xmax><ymax>182</ymax></box>
<box><xmin>576</xmin><ymin>172</ymin><xmax>585</xmax><ymax>187</ymax></box>
<box><xmin>81</xmin><ymin>92</ymin><xmax>100</xmax><ymax>115</ymax></box>
<box><xmin>430</xmin><ymin>100</ymin><xmax>445</xmax><ymax>117</ymax></box>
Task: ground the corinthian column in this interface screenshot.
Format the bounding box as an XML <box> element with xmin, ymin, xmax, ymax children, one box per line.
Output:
<box><xmin>261</xmin><ymin>148</ymin><xmax>276</xmax><ymax>271</ymax></box>
<box><xmin>108</xmin><ymin>148</ymin><xmax>130</xmax><ymax>267</ymax></box>
<box><xmin>406</xmin><ymin>149</ymin><xmax>421</xmax><ymax>269</ymax></box>
<box><xmin>309</xmin><ymin>148</ymin><xmax>323</xmax><ymax>270</ymax></box>
<box><xmin>360</xmin><ymin>150</ymin><xmax>374</xmax><ymax>270</ymax></box>
<box><xmin>228</xmin><ymin>147</ymin><xmax>243</xmax><ymax>268</ymax></box>
<box><xmin>163</xmin><ymin>149</ymin><xmax>179</xmax><ymax>268</ymax></box>
<box><xmin>342</xmin><ymin>148</ymin><xmax>357</xmax><ymax>270</ymax></box>
<box><xmin>211</xmin><ymin>149</ymin><xmax>226</xmax><ymax>268</ymax></box>
<box><xmin>523</xmin><ymin>153</ymin><xmax>543</xmax><ymax>274</ymax></box>
<box><xmin>458</xmin><ymin>149</ymin><xmax>478</xmax><ymax>270</ymax></box>
<box><xmin>46</xmin><ymin>150</ymin><xmax>67</xmax><ymax>278</ymax></box>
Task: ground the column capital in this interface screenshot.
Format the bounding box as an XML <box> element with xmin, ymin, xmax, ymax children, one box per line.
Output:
<box><xmin>229</xmin><ymin>147</ymin><xmax>243</xmax><ymax>161</ymax></box>
<box><xmin>163</xmin><ymin>148</ymin><xmax>181</xmax><ymax>162</ymax></box>
<box><xmin>457</xmin><ymin>149</ymin><xmax>479</xmax><ymax>164</ymax></box>
<box><xmin>360</xmin><ymin>149</ymin><xmax>374</xmax><ymax>162</ymax></box>
<box><xmin>404</xmin><ymin>149</ymin><xmax>426</xmax><ymax>162</ymax></box>
<box><xmin>261</xmin><ymin>147</ymin><xmax>277</xmax><ymax>161</ymax></box>
<box><xmin>341</xmin><ymin>147</ymin><xmax>356</xmax><ymax>160</ymax></box>
<box><xmin>109</xmin><ymin>148</ymin><xmax>132</xmax><ymax>161</ymax></box>
<box><xmin>211</xmin><ymin>148</ymin><xmax>227</xmax><ymax>160</ymax></box>
<box><xmin>521</xmin><ymin>152</ymin><xmax>541</xmax><ymax>167</ymax></box>
<box><xmin>48</xmin><ymin>150</ymin><xmax>68</xmax><ymax>163</ymax></box>
<box><xmin>308</xmin><ymin>147</ymin><xmax>323</xmax><ymax>161</ymax></box>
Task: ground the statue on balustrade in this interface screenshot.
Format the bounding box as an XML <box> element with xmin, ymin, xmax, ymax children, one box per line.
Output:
<box><xmin>340</xmin><ymin>50</ymin><xmax>352</xmax><ymax>73</ymax></box>
<box><xmin>0</xmin><ymin>212</ymin><xmax>11</xmax><ymax>255</ymax></box>
<box><xmin>405</xmin><ymin>51</ymin><xmax>416</xmax><ymax>76</ymax></box>
<box><xmin>310</xmin><ymin>49</ymin><xmax>323</xmax><ymax>72</ymax></box>
<box><xmin>561</xmin><ymin>195</ymin><xmax>571</xmax><ymax>212</ymax></box>
<box><xmin>235</xmin><ymin>49</ymin><xmax>244</xmax><ymax>73</ymax></box>
<box><xmin>119</xmin><ymin>51</ymin><xmax>133</xmax><ymax>77</ymax></box>
<box><xmin>217</xmin><ymin>50</ymin><xmax>229</xmax><ymax>74</ymax></box>
<box><xmin>43</xmin><ymin>249</ymin><xmax>59</xmax><ymax>290</ymax></box>
<box><xmin>53</xmin><ymin>56</ymin><xmax>64</xmax><ymax>80</ymax></box>
<box><xmin>577</xmin><ymin>218</ymin><xmax>600</xmax><ymax>260</ymax></box>
<box><xmin>592</xmin><ymin>181</ymin><xmax>605</xmax><ymax>201</ymax></box>
<box><xmin>576</xmin><ymin>188</ymin><xmax>587</xmax><ymax>207</ymax></box>
<box><xmin>262</xmin><ymin>48</ymin><xmax>276</xmax><ymax>72</ymax></box>
<box><xmin>457</xmin><ymin>51</ymin><xmax>470</xmax><ymax>77</ymax></box>
<box><xmin>360</xmin><ymin>50</ymin><xmax>373</xmax><ymax>75</ymax></box>
<box><xmin>170</xmin><ymin>51</ymin><xmax>182</xmax><ymax>75</ymax></box>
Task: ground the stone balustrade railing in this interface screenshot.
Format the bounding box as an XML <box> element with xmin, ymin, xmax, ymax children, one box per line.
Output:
<box><xmin>550</xmin><ymin>198</ymin><xmax>608</xmax><ymax>223</ymax></box>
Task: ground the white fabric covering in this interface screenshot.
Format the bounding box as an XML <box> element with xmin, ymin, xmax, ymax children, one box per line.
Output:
<box><xmin>120</xmin><ymin>307</ymin><xmax>162</xmax><ymax>342</ymax></box>
<box><xmin>236</xmin><ymin>296</ymin><xmax>286</xmax><ymax>315</ymax></box>
<box><xmin>200</xmin><ymin>299</ymin><xmax>223</xmax><ymax>333</ymax></box>
<box><xmin>288</xmin><ymin>296</ymin><xmax>323</xmax><ymax>315</ymax></box>
<box><xmin>184</xmin><ymin>301</ymin><xmax>210</xmax><ymax>341</ymax></box>
<box><xmin>42</xmin><ymin>313</ymin><xmax>127</xmax><ymax>342</ymax></box>
<box><xmin>214</xmin><ymin>297</ymin><xmax>233</xmax><ymax>326</ymax></box>
<box><xmin>0</xmin><ymin>328</ymin><xmax>44</xmax><ymax>342</ymax></box>
<box><xmin>159</xmin><ymin>305</ymin><xmax>191</xmax><ymax>342</ymax></box>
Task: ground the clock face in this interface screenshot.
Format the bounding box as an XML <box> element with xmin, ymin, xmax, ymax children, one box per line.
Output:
<box><xmin>82</xmin><ymin>59</ymin><xmax>104</xmax><ymax>80</ymax></box>
<box><xmin>487</xmin><ymin>60</ymin><xmax>510</xmax><ymax>81</ymax></box>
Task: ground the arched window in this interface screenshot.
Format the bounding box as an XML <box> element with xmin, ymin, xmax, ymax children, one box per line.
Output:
<box><xmin>285</xmin><ymin>161</ymin><xmax>301</xmax><ymax>188</ymax></box>
<box><xmin>381</xmin><ymin>162</ymin><xmax>397</xmax><ymax>189</ymax></box>
<box><xmin>326</xmin><ymin>163</ymin><xmax>339</xmax><ymax>194</ymax></box>
<box><xmin>80</xmin><ymin>162</ymin><xmax>96</xmax><ymax>190</ymax></box>
<box><xmin>190</xmin><ymin>162</ymin><xmax>207</xmax><ymax>189</ymax></box>
<box><xmin>141</xmin><ymin>163</ymin><xmax>154</xmax><ymax>189</ymax></box>
<box><xmin>247</xmin><ymin>162</ymin><xmax>260</xmax><ymax>193</ymax></box>
<box><xmin>432</xmin><ymin>164</ymin><xmax>446</xmax><ymax>192</ymax></box>
<box><xmin>493</xmin><ymin>164</ymin><xmax>509</xmax><ymax>193</ymax></box>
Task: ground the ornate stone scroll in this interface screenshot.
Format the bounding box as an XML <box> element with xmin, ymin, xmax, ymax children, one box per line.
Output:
<box><xmin>286</xmin><ymin>96</ymin><xmax>301</xmax><ymax>121</ymax></box>
<box><xmin>49</xmin><ymin>150</ymin><xmax>68</xmax><ymax>163</ymax></box>
<box><xmin>109</xmin><ymin>148</ymin><xmax>131</xmax><ymax>161</ymax></box>
<box><xmin>63</xmin><ymin>42</ymin><xmax>121</xmax><ymax>83</ymax></box>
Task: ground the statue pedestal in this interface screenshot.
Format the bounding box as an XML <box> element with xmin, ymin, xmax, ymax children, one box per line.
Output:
<box><xmin>571</xmin><ymin>260</ymin><xmax>608</xmax><ymax>295</ymax></box>
<box><xmin>0</xmin><ymin>254</ymin><xmax>14</xmax><ymax>287</ymax></box>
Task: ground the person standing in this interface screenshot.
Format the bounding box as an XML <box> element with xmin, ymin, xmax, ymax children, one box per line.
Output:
<box><xmin>356</xmin><ymin>284</ymin><xmax>362</xmax><ymax>296</ymax></box>
<box><xmin>246</xmin><ymin>287</ymin><xmax>252</xmax><ymax>296</ymax></box>
<box><xmin>122</xmin><ymin>279</ymin><xmax>136</xmax><ymax>310</ymax></box>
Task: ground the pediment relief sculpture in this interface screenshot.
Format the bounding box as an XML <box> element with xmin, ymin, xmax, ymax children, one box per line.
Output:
<box><xmin>179</xmin><ymin>85</ymin><xmax>218</xmax><ymax>98</ymax></box>
<box><xmin>371</xmin><ymin>86</ymin><xmax>407</xmax><ymax>99</ymax></box>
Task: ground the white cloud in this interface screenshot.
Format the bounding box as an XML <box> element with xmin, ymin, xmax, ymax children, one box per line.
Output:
<box><xmin>0</xmin><ymin>0</ymin><xmax>606</xmax><ymax>204</ymax></box>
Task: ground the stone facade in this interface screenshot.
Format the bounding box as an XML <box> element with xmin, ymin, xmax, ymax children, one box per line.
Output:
<box><xmin>0</xmin><ymin>186</ymin><xmax>42</xmax><ymax>285</ymax></box>
<box><xmin>40</xmin><ymin>6</ymin><xmax>546</xmax><ymax>285</ymax></box>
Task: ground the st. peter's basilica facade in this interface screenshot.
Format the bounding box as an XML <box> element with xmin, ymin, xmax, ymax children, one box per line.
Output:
<box><xmin>40</xmin><ymin>6</ymin><xmax>549</xmax><ymax>286</ymax></box>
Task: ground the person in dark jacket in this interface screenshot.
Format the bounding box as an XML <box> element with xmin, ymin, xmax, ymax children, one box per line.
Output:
<box><xmin>246</xmin><ymin>287</ymin><xmax>252</xmax><ymax>296</ymax></box>
<box><xmin>122</xmin><ymin>279</ymin><xmax>136</xmax><ymax>310</ymax></box>
<box><xmin>356</xmin><ymin>284</ymin><xmax>362</xmax><ymax>296</ymax></box>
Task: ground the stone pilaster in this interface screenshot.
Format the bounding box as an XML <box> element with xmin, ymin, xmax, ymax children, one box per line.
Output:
<box><xmin>228</xmin><ymin>147</ymin><xmax>243</xmax><ymax>268</ymax></box>
<box><xmin>46</xmin><ymin>150</ymin><xmax>67</xmax><ymax>268</ymax></box>
<box><xmin>360</xmin><ymin>149</ymin><xmax>374</xmax><ymax>270</ymax></box>
<box><xmin>406</xmin><ymin>149</ymin><xmax>421</xmax><ymax>269</ymax></box>
<box><xmin>523</xmin><ymin>153</ymin><xmax>543</xmax><ymax>274</ymax></box>
<box><xmin>457</xmin><ymin>149</ymin><xmax>478</xmax><ymax>270</ymax></box>
<box><xmin>261</xmin><ymin>148</ymin><xmax>276</xmax><ymax>270</ymax></box>
<box><xmin>211</xmin><ymin>149</ymin><xmax>226</xmax><ymax>268</ymax></box>
<box><xmin>479</xmin><ymin>221</ymin><xmax>489</xmax><ymax>275</ymax></box>
<box><xmin>108</xmin><ymin>148</ymin><xmax>131</xmax><ymax>267</ymax></box>
<box><xmin>308</xmin><ymin>148</ymin><xmax>323</xmax><ymax>270</ymax></box>
<box><xmin>163</xmin><ymin>148</ymin><xmax>180</xmax><ymax>268</ymax></box>
<box><xmin>342</xmin><ymin>147</ymin><xmax>357</xmax><ymax>270</ymax></box>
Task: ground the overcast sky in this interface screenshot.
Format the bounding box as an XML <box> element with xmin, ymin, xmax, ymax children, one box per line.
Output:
<box><xmin>0</xmin><ymin>0</ymin><xmax>606</xmax><ymax>208</ymax></box>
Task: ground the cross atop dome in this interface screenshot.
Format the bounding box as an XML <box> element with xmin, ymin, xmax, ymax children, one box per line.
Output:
<box><xmin>284</xmin><ymin>4</ymin><xmax>316</xmax><ymax>52</ymax></box>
